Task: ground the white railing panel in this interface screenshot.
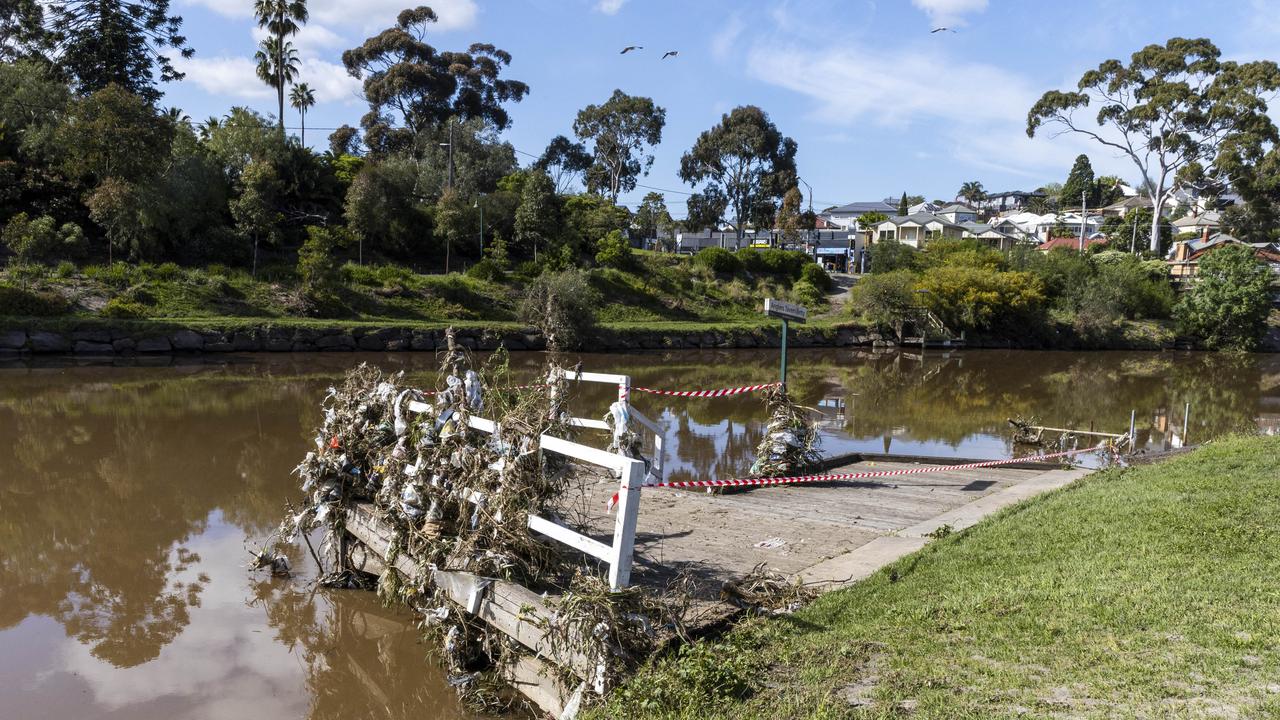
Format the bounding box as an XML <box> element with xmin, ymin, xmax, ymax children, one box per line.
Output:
<box><xmin>527</xmin><ymin>514</ymin><xmax>613</xmax><ymax>562</ymax></box>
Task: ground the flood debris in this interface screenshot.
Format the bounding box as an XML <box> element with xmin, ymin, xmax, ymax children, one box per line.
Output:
<box><xmin>263</xmin><ymin>330</ymin><xmax>690</xmax><ymax>712</ymax></box>
<box><xmin>1008</xmin><ymin>416</ymin><xmax>1045</xmax><ymax>446</ymax></box>
<box><xmin>248</xmin><ymin>547</ymin><xmax>292</xmax><ymax>577</ymax></box>
<box><xmin>720</xmin><ymin>563</ymin><xmax>816</xmax><ymax>615</ymax></box>
<box><xmin>749</xmin><ymin>385</ymin><xmax>822</xmax><ymax>478</ymax></box>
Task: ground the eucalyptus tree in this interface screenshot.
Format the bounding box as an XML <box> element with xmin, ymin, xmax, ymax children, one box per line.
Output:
<box><xmin>1027</xmin><ymin>37</ymin><xmax>1280</xmax><ymax>252</ymax></box>
<box><xmin>253</xmin><ymin>0</ymin><xmax>308</xmax><ymax>133</ymax></box>
<box><xmin>678</xmin><ymin>105</ymin><xmax>797</xmax><ymax>248</ymax></box>
<box><xmin>342</xmin><ymin>6</ymin><xmax>529</xmax><ymax>155</ymax></box>
<box><xmin>44</xmin><ymin>0</ymin><xmax>193</xmax><ymax>101</ymax></box>
<box><xmin>535</xmin><ymin>135</ymin><xmax>592</xmax><ymax>194</ymax></box>
<box><xmin>289</xmin><ymin>82</ymin><xmax>316</xmax><ymax>144</ymax></box>
<box><xmin>572</xmin><ymin>90</ymin><xmax>665</xmax><ymax>201</ymax></box>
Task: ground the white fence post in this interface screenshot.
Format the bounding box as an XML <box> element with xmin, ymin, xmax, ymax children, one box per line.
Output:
<box><xmin>608</xmin><ymin>458</ymin><xmax>644</xmax><ymax>590</ymax></box>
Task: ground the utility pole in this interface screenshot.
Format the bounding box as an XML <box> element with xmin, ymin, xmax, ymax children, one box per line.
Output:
<box><xmin>475</xmin><ymin>196</ymin><xmax>485</xmax><ymax>257</ymax></box>
<box><xmin>798</xmin><ymin>176</ymin><xmax>813</xmax><ymax>212</ymax></box>
<box><xmin>1130</xmin><ymin>216</ymin><xmax>1137</xmax><ymax>255</ymax></box>
<box><xmin>1079</xmin><ymin>190</ymin><xmax>1087</xmax><ymax>252</ymax></box>
<box><xmin>439</xmin><ymin>118</ymin><xmax>455</xmax><ymax>191</ymax></box>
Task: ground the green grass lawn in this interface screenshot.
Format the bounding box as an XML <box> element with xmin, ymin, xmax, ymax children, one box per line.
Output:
<box><xmin>588</xmin><ymin>435</ymin><xmax>1280</xmax><ymax>719</ymax></box>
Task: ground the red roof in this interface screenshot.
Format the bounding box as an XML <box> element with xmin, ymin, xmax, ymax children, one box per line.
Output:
<box><xmin>1037</xmin><ymin>236</ymin><xmax>1108</xmax><ymax>252</ymax></box>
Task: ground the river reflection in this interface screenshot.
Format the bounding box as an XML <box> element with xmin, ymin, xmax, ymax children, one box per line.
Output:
<box><xmin>1</xmin><ymin>348</ymin><xmax>1276</xmax><ymax>718</ymax></box>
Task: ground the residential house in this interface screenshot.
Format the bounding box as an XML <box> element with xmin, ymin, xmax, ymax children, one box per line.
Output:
<box><xmin>959</xmin><ymin>222</ymin><xmax>1022</xmax><ymax>251</ymax></box>
<box><xmin>1037</xmin><ymin>236</ymin><xmax>1109</xmax><ymax>253</ymax></box>
<box><xmin>1171</xmin><ymin>210</ymin><xmax>1222</xmax><ymax>237</ymax></box>
<box><xmin>974</xmin><ymin>190</ymin><xmax>1046</xmax><ymax>213</ymax></box>
<box><xmin>1004</xmin><ymin>211</ymin><xmax>1102</xmax><ymax>241</ymax></box>
<box><xmin>1167</xmin><ymin>233</ymin><xmax>1280</xmax><ymax>282</ymax></box>
<box><xmin>873</xmin><ymin>213</ymin><xmax>966</xmax><ymax>249</ymax></box>
<box><xmin>908</xmin><ymin>200</ymin><xmax>939</xmax><ymax>215</ymax></box>
<box><xmin>823</xmin><ymin>200</ymin><xmax>897</xmax><ymax>229</ymax></box>
<box><xmin>1100</xmin><ymin>195</ymin><xmax>1153</xmax><ymax>218</ymax></box>
<box><xmin>936</xmin><ymin>203</ymin><xmax>978</xmax><ymax>224</ymax></box>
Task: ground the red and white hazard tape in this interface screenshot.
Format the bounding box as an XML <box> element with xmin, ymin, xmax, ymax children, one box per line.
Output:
<box><xmin>630</xmin><ymin>381</ymin><xmax>781</xmax><ymax>398</ymax></box>
<box><xmin>607</xmin><ymin>443</ymin><xmax>1109</xmax><ymax>510</ymax></box>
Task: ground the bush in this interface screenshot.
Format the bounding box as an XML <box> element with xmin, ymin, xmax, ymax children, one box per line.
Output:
<box><xmin>695</xmin><ymin>246</ymin><xmax>742</xmax><ymax>274</ymax></box>
<box><xmin>2</xmin><ymin>213</ymin><xmax>86</xmax><ymax>264</ymax></box>
<box><xmin>736</xmin><ymin>247</ymin><xmax>763</xmax><ymax>272</ymax></box>
<box><xmin>869</xmin><ymin>239</ymin><xmax>919</xmax><ymax>273</ymax></box>
<box><xmin>0</xmin><ymin>285</ymin><xmax>69</xmax><ymax>316</ymax></box>
<box><xmin>921</xmin><ymin>238</ymin><xmax>1005</xmax><ymax>271</ymax></box>
<box><xmin>595</xmin><ymin>230</ymin><xmax>633</xmax><ymax>269</ymax></box>
<box><xmin>84</xmin><ymin>262</ymin><xmax>136</xmax><ymax>290</ymax></box>
<box><xmin>791</xmin><ymin>279</ymin><xmax>826</xmax><ymax>308</ymax></box>
<box><xmin>99</xmin><ymin>297</ymin><xmax>149</xmax><ymax>318</ymax></box>
<box><xmin>800</xmin><ymin>262</ymin><xmax>832</xmax><ymax>291</ymax></box>
<box><xmin>154</xmin><ymin>261</ymin><xmax>183</xmax><ymax>281</ymax></box>
<box><xmin>848</xmin><ymin>270</ymin><xmax>917</xmax><ymax>332</ymax></box>
<box><xmin>298</xmin><ymin>226</ymin><xmax>348</xmax><ymax>314</ymax></box>
<box><xmin>917</xmin><ymin>266</ymin><xmax>1046</xmax><ymax>333</ymax></box>
<box><xmin>754</xmin><ymin>248</ymin><xmax>809</xmax><ymax>279</ymax></box>
<box><xmin>518</xmin><ymin>268</ymin><xmax>600</xmax><ymax>350</ymax></box>
<box><xmin>54</xmin><ymin>260</ymin><xmax>77</xmax><ymax>278</ymax></box>
<box><xmin>1176</xmin><ymin>244</ymin><xmax>1273</xmax><ymax>350</ymax></box>
<box><xmin>466</xmin><ymin>258</ymin><xmax>506</xmax><ymax>282</ymax></box>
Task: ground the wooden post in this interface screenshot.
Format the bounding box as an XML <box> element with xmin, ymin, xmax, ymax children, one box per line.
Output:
<box><xmin>1182</xmin><ymin>402</ymin><xmax>1191</xmax><ymax>445</ymax></box>
<box><xmin>1129</xmin><ymin>410</ymin><xmax>1137</xmax><ymax>454</ymax></box>
<box><xmin>608</xmin><ymin>458</ymin><xmax>644</xmax><ymax>590</ymax></box>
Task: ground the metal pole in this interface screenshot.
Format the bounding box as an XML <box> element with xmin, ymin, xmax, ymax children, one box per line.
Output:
<box><xmin>447</xmin><ymin>119</ymin><xmax>454</xmax><ymax>190</ymax></box>
<box><xmin>1130</xmin><ymin>217</ymin><xmax>1137</xmax><ymax>255</ymax></box>
<box><xmin>780</xmin><ymin>318</ymin><xmax>789</xmax><ymax>385</ymax></box>
<box><xmin>1182</xmin><ymin>401</ymin><xmax>1190</xmax><ymax>445</ymax></box>
<box><xmin>478</xmin><ymin>201</ymin><xmax>484</xmax><ymax>257</ymax></box>
<box><xmin>1079</xmin><ymin>190</ymin><xmax>1087</xmax><ymax>252</ymax></box>
<box><xmin>1129</xmin><ymin>409</ymin><xmax>1137</xmax><ymax>453</ymax></box>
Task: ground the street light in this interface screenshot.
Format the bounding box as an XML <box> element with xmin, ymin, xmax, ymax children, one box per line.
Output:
<box><xmin>438</xmin><ymin>118</ymin><xmax>454</xmax><ymax>190</ymax></box>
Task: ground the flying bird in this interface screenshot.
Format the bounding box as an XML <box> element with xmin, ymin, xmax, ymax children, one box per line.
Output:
<box><xmin>662</xmin><ymin>50</ymin><xmax>678</xmax><ymax>59</ymax></box>
<box><xmin>930</xmin><ymin>27</ymin><xmax>956</xmax><ymax>33</ymax></box>
<box><xmin>620</xmin><ymin>45</ymin><xmax>643</xmax><ymax>54</ymax></box>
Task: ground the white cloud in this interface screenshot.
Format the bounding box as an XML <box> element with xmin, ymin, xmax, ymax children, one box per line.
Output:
<box><xmin>183</xmin><ymin>0</ymin><xmax>478</xmax><ymax>33</ymax></box>
<box><xmin>910</xmin><ymin>0</ymin><xmax>987</xmax><ymax>28</ymax></box>
<box><xmin>745</xmin><ymin>40</ymin><xmax>1137</xmax><ymax>182</ymax></box>
<box><xmin>710</xmin><ymin>14</ymin><xmax>745</xmax><ymax>62</ymax></box>
<box><xmin>173</xmin><ymin>55</ymin><xmax>360</xmax><ymax>107</ymax></box>
<box><xmin>251</xmin><ymin>24</ymin><xmax>348</xmax><ymax>55</ymax></box>
<box><xmin>595</xmin><ymin>0</ymin><xmax>627</xmax><ymax>15</ymax></box>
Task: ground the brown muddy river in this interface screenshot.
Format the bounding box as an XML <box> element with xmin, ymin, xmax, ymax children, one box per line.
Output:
<box><xmin>2</xmin><ymin>348</ymin><xmax>1277</xmax><ymax>719</ymax></box>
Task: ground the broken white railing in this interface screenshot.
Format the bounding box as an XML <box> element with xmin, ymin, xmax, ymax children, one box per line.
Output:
<box><xmin>405</xmin><ymin>370</ymin><xmax>661</xmax><ymax>590</ymax></box>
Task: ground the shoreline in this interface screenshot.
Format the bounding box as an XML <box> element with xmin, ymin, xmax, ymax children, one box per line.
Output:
<box><xmin>0</xmin><ymin>316</ymin><xmax>1273</xmax><ymax>355</ymax></box>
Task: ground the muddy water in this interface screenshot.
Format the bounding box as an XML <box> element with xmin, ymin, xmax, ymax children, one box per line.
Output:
<box><xmin>1</xmin><ymin>348</ymin><xmax>1276</xmax><ymax>719</ymax></box>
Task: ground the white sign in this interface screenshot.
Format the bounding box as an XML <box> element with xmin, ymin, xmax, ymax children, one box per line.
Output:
<box><xmin>764</xmin><ymin>298</ymin><xmax>808</xmax><ymax>323</ymax></box>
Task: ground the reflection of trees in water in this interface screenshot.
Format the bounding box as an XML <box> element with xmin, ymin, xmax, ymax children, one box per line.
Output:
<box><xmin>0</xmin><ymin>377</ymin><xmax>320</xmax><ymax>666</ymax></box>
<box><xmin>249</xmin><ymin>578</ymin><xmax>465</xmax><ymax>720</ymax></box>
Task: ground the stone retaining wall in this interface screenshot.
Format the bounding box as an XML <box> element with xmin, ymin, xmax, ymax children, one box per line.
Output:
<box><xmin>0</xmin><ymin>323</ymin><xmax>890</xmax><ymax>356</ymax></box>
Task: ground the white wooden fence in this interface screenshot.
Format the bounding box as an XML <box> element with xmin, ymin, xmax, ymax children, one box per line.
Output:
<box><xmin>405</xmin><ymin>370</ymin><xmax>662</xmax><ymax>590</ymax></box>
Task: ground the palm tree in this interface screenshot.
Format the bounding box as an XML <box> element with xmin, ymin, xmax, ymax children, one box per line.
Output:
<box><xmin>958</xmin><ymin>180</ymin><xmax>985</xmax><ymax>208</ymax></box>
<box><xmin>197</xmin><ymin>116</ymin><xmax>221</xmax><ymax>142</ymax></box>
<box><xmin>253</xmin><ymin>0</ymin><xmax>309</xmax><ymax>134</ymax></box>
<box><xmin>289</xmin><ymin>82</ymin><xmax>316</xmax><ymax>145</ymax></box>
<box><xmin>163</xmin><ymin>107</ymin><xmax>191</xmax><ymax>126</ymax></box>
<box><xmin>254</xmin><ymin>36</ymin><xmax>300</xmax><ymax>130</ymax></box>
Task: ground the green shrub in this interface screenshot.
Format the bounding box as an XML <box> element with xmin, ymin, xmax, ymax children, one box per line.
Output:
<box><xmin>922</xmin><ymin>239</ymin><xmax>1006</xmax><ymax>271</ymax></box>
<box><xmin>298</xmin><ymin>226</ymin><xmax>348</xmax><ymax>315</ymax></box>
<box><xmin>791</xmin><ymin>279</ymin><xmax>826</xmax><ymax>308</ymax></box>
<box><xmin>869</xmin><ymin>239</ymin><xmax>920</xmax><ymax>273</ymax></box>
<box><xmin>154</xmin><ymin>261</ymin><xmax>182</xmax><ymax>281</ymax></box>
<box><xmin>99</xmin><ymin>297</ymin><xmax>149</xmax><ymax>318</ymax></box>
<box><xmin>848</xmin><ymin>270</ymin><xmax>917</xmax><ymax>332</ymax></box>
<box><xmin>518</xmin><ymin>268</ymin><xmax>599</xmax><ymax>350</ymax></box>
<box><xmin>736</xmin><ymin>247</ymin><xmax>763</xmax><ymax>272</ymax></box>
<box><xmin>1176</xmin><ymin>244</ymin><xmax>1273</xmax><ymax>350</ymax></box>
<box><xmin>2</xmin><ymin>213</ymin><xmax>86</xmax><ymax>264</ymax></box>
<box><xmin>54</xmin><ymin>260</ymin><xmax>77</xmax><ymax>278</ymax></box>
<box><xmin>466</xmin><ymin>258</ymin><xmax>506</xmax><ymax>282</ymax></box>
<box><xmin>917</xmin><ymin>266</ymin><xmax>1047</xmax><ymax>333</ymax></box>
<box><xmin>695</xmin><ymin>246</ymin><xmax>742</xmax><ymax>274</ymax></box>
<box><xmin>595</xmin><ymin>230</ymin><xmax>633</xmax><ymax>269</ymax></box>
<box><xmin>84</xmin><ymin>262</ymin><xmax>136</xmax><ymax>290</ymax></box>
<box><xmin>757</xmin><ymin>248</ymin><xmax>809</xmax><ymax>279</ymax></box>
<box><xmin>0</xmin><ymin>285</ymin><xmax>69</xmax><ymax>316</ymax></box>
<box><xmin>800</xmin><ymin>262</ymin><xmax>832</xmax><ymax>291</ymax></box>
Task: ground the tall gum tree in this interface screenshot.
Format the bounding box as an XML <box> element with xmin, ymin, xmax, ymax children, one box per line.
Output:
<box><xmin>342</xmin><ymin>6</ymin><xmax>529</xmax><ymax>156</ymax></box>
<box><xmin>572</xmin><ymin>90</ymin><xmax>666</xmax><ymax>201</ymax></box>
<box><xmin>678</xmin><ymin>105</ymin><xmax>797</xmax><ymax>248</ymax></box>
<box><xmin>1027</xmin><ymin>37</ymin><xmax>1280</xmax><ymax>253</ymax></box>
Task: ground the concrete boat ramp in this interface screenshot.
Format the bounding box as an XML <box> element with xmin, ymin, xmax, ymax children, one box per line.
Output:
<box><xmin>572</xmin><ymin>455</ymin><xmax>1093</xmax><ymax>597</ymax></box>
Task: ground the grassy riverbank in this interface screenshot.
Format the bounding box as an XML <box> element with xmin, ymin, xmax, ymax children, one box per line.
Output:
<box><xmin>588</xmin><ymin>434</ymin><xmax>1280</xmax><ymax>719</ymax></box>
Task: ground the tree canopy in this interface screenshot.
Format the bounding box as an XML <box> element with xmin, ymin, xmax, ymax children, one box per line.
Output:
<box><xmin>679</xmin><ymin>105</ymin><xmax>797</xmax><ymax>246</ymax></box>
<box><xmin>342</xmin><ymin>6</ymin><xmax>529</xmax><ymax>155</ymax></box>
<box><xmin>1028</xmin><ymin>37</ymin><xmax>1280</xmax><ymax>252</ymax></box>
<box><xmin>572</xmin><ymin>90</ymin><xmax>665</xmax><ymax>201</ymax></box>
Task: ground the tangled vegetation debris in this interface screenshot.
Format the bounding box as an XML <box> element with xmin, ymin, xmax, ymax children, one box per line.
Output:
<box><xmin>749</xmin><ymin>385</ymin><xmax>822</xmax><ymax>478</ymax></box>
<box><xmin>721</xmin><ymin>563</ymin><xmax>817</xmax><ymax>615</ymax></box>
<box><xmin>262</xmin><ymin>330</ymin><xmax>697</xmax><ymax>710</ymax></box>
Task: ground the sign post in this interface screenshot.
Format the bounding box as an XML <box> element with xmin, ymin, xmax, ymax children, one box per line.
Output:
<box><xmin>764</xmin><ymin>298</ymin><xmax>808</xmax><ymax>385</ymax></box>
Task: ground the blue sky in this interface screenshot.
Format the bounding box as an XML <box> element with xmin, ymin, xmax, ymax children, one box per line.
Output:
<box><xmin>163</xmin><ymin>0</ymin><xmax>1280</xmax><ymax>215</ymax></box>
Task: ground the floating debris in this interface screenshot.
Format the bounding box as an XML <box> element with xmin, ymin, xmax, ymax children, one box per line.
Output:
<box><xmin>721</xmin><ymin>563</ymin><xmax>816</xmax><ymax>615</ymax></box>
<box><xmin>249</xmin><ymin>548</ymin><xmax>292</xmax><ymax>577</ymax></box>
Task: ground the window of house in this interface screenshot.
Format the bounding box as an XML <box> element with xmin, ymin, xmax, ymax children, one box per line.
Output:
<box><xmin>879</xmin><ymin>230</ymin><xmax>895</xmax><ymax>241</ymax></box>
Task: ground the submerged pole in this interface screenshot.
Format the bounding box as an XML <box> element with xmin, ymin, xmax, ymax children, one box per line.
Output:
<box><xmin>1129</xmin><ymin>409</ymin><xmax>1137</xmax><ymax>453</ymax></box>
<box><xmin>1183</xmin><ymin>401</ymin><xmax>1191</xmax><ymax>446</ymax></box>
